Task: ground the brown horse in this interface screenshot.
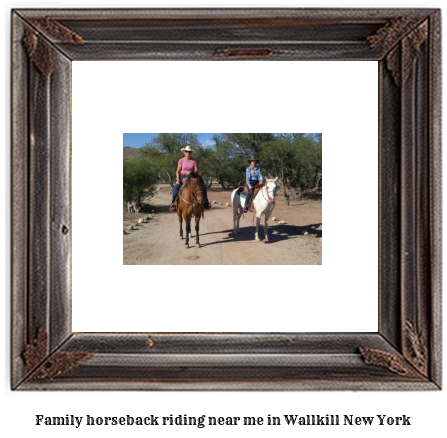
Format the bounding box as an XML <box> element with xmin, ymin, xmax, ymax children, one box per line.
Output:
<box><xmin>177</xmin><ymin>171</ymin><xmax>206</xmax><ymax>248</ymax></box>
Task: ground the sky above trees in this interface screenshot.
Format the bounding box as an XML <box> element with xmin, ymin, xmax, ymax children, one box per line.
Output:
<box><xmin>124</xmin><ymin>133</ymin><xmax>217</xmax><ymax>149</ymax></box>
<box><xmin>123</xmin><ymin>133</ymin><xmax>320</xmax><ymax>149</ymax></box>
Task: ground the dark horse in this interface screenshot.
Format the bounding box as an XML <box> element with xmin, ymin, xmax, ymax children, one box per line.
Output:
<box><xmin>177</xmin><ymin>171</ymin><xmax>206</xmax><ymax>248</ymax></box>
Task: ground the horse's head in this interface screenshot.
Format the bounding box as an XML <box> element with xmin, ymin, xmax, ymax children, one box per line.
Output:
<box><xmin>265</xmin><ymin>177</ymin><xmax>278</xmax><ymax>203</ymax></box>
<box><xmin>187</xmin><ymin>172</ymin><xmax>206</xmax><ymax>204</ymax></box>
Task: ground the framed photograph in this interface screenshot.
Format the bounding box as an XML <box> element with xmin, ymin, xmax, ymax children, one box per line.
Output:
<box><xmin>11</xmin><ymin>8</ymin><xmax>441</xmax><ymax>390</ymax></box>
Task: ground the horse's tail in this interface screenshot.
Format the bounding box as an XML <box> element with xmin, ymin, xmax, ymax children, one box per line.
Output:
<box><xmin>231</xmin><ymin>187</ymin><xmax>241</xmax><ymax>206</ymax></box>
<box><xmin>236</xmin><ymin>187</ymin><xmax>244</xmax><ymax>195</ymax></box>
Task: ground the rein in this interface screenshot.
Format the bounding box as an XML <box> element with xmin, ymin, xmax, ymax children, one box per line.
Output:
<box><xmin>180</xmin><ymin>178</ymin><xmax>205</xmax><ymax>215</ymax></box>
<box><xmin>260</xmin><ymin>185</ymin><xmax>275</xmax><ymax>203</ymax></box>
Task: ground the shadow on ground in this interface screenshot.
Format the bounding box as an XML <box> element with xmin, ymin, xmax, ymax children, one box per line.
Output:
<box><xmin>197</xmin><ymin>223</ymin><xmax>322</xmax><ymax>247</ymax></box>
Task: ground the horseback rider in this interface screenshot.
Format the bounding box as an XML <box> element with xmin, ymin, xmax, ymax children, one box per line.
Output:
<box><xmin>243</xmin><ymin>157</ymin><xmax>264</xmax><ymax>213</ymax></box>
<box><xmin>170</xmin><ymin>145</ymin><xmax>211</xmax><ymax>211</ymax></box>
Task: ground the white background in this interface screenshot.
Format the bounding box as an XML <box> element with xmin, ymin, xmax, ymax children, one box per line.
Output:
<box><xmin>72</xmin><ymin>60</ymin><xmax>378</xmax><ymax>332</ymax></box>
<box><xmin>2</xmin><ymin>1</ymin><xmax>445</xmax><ymax>438</ymax></box>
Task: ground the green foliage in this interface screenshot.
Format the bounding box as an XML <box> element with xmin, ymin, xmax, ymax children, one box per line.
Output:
<box><xmin>203</xmin><ymin>135</ymin><xmax>247</xmax><ymax>188</ymax></box>
<box><xmin>259</xmin><ymin>133</ymin><xmax>322</xmax><ymax>193</ymax></box>
<box><xmin>192</xmin><ymin>145</ymin><xmax>215</xmax><ymax>187</ymax></box>
<box><xmin>138</xmin><ymin>134</ymin><xmax>200</xmax><ymax>186</ymax></box>
<box><xmin>220</xmin><ymin>133</ymin><xmax>276</xmax><ymax>157</ymax></box>
<box><xmin>129</xmin><ymin>133</ymin><xmax>322</xmax><ymax>197</ymax></box>
<box><xmin>214</xmin><ymin>133</ymin><xmax>322</xmax><ymax>194</ymax></box>
<box><xmin>123</xmin><ymin>159</ymin><xmax>159</xmax><ymax>204</ymax></box>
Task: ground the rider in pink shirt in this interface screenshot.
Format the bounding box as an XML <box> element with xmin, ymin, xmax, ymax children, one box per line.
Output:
<box><xmin>178</xmin><ymin>156</ymin><xmax>197</xmax><ymax>174</ymax></box>
<box><xmin>170</xmin><ymin>145</ymin><xmax>211</xmax><ymax>211</ymax></box>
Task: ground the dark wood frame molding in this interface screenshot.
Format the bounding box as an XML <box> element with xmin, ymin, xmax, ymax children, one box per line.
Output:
<box><xmin>11</xmin><ymin>8</ymin><xmax>442</xmax><ymax>390</ymax></box>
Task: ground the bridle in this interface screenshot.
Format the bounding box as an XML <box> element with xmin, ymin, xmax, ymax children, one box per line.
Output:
<box><xmin>180</xmin><ymin>181</ymin><xmax>204</xmax><ymax>204</ymax></box>
<box><xmin>261</xmin><ymin>184</ymin><xmax>276</xmax><ymax>203</ymax></box>
<box><xmin>180</xmin><ymin>177</ymin><xmax>205</xmax><ymax>214</ymax></box>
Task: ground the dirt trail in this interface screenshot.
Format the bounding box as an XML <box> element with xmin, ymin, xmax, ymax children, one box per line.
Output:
<box><xmin>123</xmin><ymin>186</ymin><xmax>322</xmax><ymax>265</ymax></box>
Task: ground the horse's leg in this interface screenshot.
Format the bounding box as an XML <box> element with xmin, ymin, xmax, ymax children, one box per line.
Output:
<box><xmin>237</xmin><ymin>203</ymin><xmax>243</xmax><ymax>232</ymax></box>
<box><xmin>177</xmin><ymin>208</ymin><xmax>183</xmax><ymax>239</ymax></box>
<box><xmin>185</xmin><ymin>214</ymin><xmax>191</xmax><ymax>247</ymax></box>
<box><xmin>232</xmin><ymin>197</ymin><xmax>239</xmax><ymax>234</ymax></box>
<box><xmin>255</xmin><ymin>214</ymin><xmax>262</xmax><ymax>241</ymax></box>
<box><xmin>195</xmin><ymin>215</ymin><xmax>200</xmax><ymax>247</ymax></box>
<box><xmin>264</xmin><ymin>210</ymin><xmax>271</xmax><ymax>242</ymax></box>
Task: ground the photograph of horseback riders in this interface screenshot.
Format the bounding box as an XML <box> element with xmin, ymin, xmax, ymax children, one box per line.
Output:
<box><xmin>123</xmin><ymin>133</ymin><xmax>322</xmax><ymax>265</ymax></box>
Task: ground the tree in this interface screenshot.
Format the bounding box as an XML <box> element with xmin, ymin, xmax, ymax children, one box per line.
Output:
<box><xmin>138</xmin><ymin>134</ymin><xmax>200</xmax><ymax>187</ymax></box>
<box><xmin>130</xmin><ymin>133</ymin><xmax>322</xmax><ymax>202</ymax></box>
<box><xmin>220</xmin><ymin>133</ymin><xmax>275</xmax><ymax>158</ymax></box>
<box><xmin>259</xmin><ymin>134</ymin><xmax>322</xmax><ymax>204</ymax></box>
<box><xmin>192</xmin><ymin>144</ymin><xmax>215</xmax><ymax>188</ymax></box>
<box><xmin>203</xmin><ymin>135</ymin><xmax>246</xmax><ymax>188</ymax></box>
<box><xmin>123</xmin><ymin>159</ymin><xmax>159</xmax><ymax>205</ymax></box>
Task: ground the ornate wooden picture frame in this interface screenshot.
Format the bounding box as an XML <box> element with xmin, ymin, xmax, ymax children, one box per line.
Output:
<box><xmin>11</xmin><ymin>8</ymin><xmax>441</xmax><ymax>390</ymax></box>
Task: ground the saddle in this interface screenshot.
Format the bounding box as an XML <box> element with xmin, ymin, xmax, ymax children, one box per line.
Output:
<box><xmin>179</xmin><ymin>177</ymin><xmax>188</xmax><ymax>194</ymax></box>
<box><xmin>240</xmin><ymin>183</ymin><xmax>262</xmax><ymax>211</ymax></box>
<box><xmin>239</xmin><ymin>186</ymin><xmax>249</xmax><ymax>196</ymax></box>
<box><xmin>170</xmin><ymin>177</ymin><xmax>192</xmax><ymax>212</ymax></box>
<box><xmin>238</xmin><ymin>182</ymin><xmax>262</xmax><ymax>197</ymax></box>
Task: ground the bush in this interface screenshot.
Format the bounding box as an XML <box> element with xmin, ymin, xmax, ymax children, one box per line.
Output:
<box><xmin>123</xmin><ymin>159</ymin><xmax>159</xmax><ymax>204</ymax></box>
